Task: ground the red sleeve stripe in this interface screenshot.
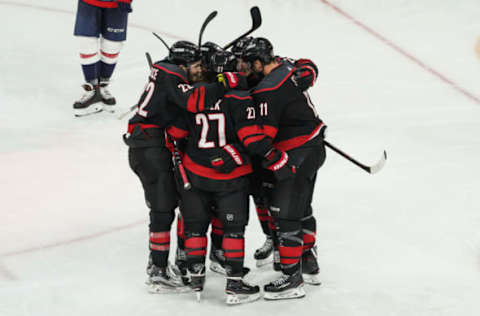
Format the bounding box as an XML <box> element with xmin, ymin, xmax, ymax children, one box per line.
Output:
<box><xmin>243</xmin><ymin>135</ymin><xmax>265</xmax><ymax>147</ymax></box>
<box><xmin>187</xmin><ymin>88</ymin><xmax>199</xmax><ymax>113</ymax></box>
<box><xmin>153</xmin><ymin>64</ymin><xmax>188</xmax><ymax>83</ymax></box>
<box><xmin>167</xmin><ymin>126</ymin><xmax>189</xmax><ymax>140</ymax></box>
<box><xmin>198</xmin><ymin>86</ymin><xmax>205</xmax><ymax>112</ymax></box>
<box><xmin>183</xmin><ymin>155</ymin><xmax>252</xmax><ymax>180</ymax></box>
<box><xmin>262</xmin><ymin>125</ymin><xmax>278</xmax><ymax>139</ymax></box>
<box><xmin>127</xmin><ymin>123</ymin><xmax>160</xmax><ymax>133</ymax></box>
<box><xmin>274</xmin><ymin>123</ymin><xmax>324</xmax><ymax>152</ymax></box>
<box><xmin>237</xmin><ymin>125</ymin><xmax>263</xmax><ymax>141</ymax></box>
<box><xmin>224</xmin><ymin>94</ymin><xmax>252</xmax><ymax>100</ymax></box>
<box><xmin>252</xmin><ymin>67</ymin><xmax>296</xmax><ymax>94</ymax></box>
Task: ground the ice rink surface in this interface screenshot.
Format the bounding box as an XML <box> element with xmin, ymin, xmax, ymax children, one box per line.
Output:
<box><xmin>1</xmin><ymin>0</ymin><xmax>479</xmax><ymax>315</ymax></box>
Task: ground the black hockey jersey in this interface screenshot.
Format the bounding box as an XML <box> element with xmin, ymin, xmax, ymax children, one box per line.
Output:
<box><xmin>125</xmin><ymin>61</ymin><xmax>226</xmax><ymax>147</ymax></box>
<box><xmin>168</xmin><ymin>88</ymin><xmax>274</xmax><ymax>183</ymax></box>
<box><xmin>252</xmin><ymin>58</ymin><xmax>325</xmax><ymax>152</ymax></box>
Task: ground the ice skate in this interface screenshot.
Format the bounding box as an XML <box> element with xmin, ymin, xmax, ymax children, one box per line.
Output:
<box><xmin>302</xmin><ymin>247</ymin><xmax>321</xmax><ymax>286</ymax></box>
<box><xmin>99</xmin><ymin>79</ymin><xmax>116</xmax><ymax>112</ymax></box>
<box><xmin>175</xmin><ymin>248</ymin><xmax>191</xmax><ymax>286</ymax></box>
<box><xmin>209</xmin><ymin>245</ymin><xmax>226</xmax><ymax>275</ymax></box>
<box><xmin>225</xmin><ymin>277</ymin><xmax>261</xmax><ymax>305</ymax></box>
<box><xmin>73</xmin><ymin>83</ymin><xmax>103</xmax><ymax>117</ymax></box>
<box><xmin>264</xmin><ymin>271</ymin><xmax>305</xmax><ymax>300</ymax></box>
<box><xmin>189</xmin><ymin>265</ymin><xmax>206</xmax><ymax>301</ymax></box>
<box><xmin>254</xmin><ymin>236</ymin><xmax>274</xmax><ymax>267</ymax></box>
<box><xmin>273</xmin><ymin>249</ymin><xmax>281</xmax><ymax>271</ymax></box>
<box><xmin>146</xmin><ymin>263</ymin><xmax>188</xmax><ymax>294</ymax></box>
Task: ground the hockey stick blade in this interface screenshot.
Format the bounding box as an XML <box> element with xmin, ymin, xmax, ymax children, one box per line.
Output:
<box><xmin>324</xmin><ymin>141</ymin><xmax>387</xmax><ymax>174</ymax></box>
<box><xmin>223</xmin><ymin>6</ymin><xmax>262</xmax><ymax>49</ymax></box>
<box><xmin>198</xmin><ymin>11</ymin><xmax>218</xmax><ymax>48</ymax></box>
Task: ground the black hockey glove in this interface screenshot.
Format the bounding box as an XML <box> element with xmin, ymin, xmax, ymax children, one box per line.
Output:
<box><xmin>117</xmin><ymin>0</ymin><xmax>132</xmax><ymax>13</ymax></box>
<box><xmin>262</xmin><ymin>149</ymin><xmax>296</xmax><ymax>181</ymax></box>
<box><xmin>217</xmin><ymin>72</ymin><xmax>248</xmax><ymax>91</ymax></box>
<box><xmin>210</xmin><ymin>144</ymin><xmax>249</xmax><ymax>174</ymax></box>
<box><xmin>292</xmin><ymin>59</ymin><xmax>318</xmax><ymax>92</ymax></box>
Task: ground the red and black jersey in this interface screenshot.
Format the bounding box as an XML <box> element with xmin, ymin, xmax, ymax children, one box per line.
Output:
<box><xmin>252</xmin><ymin>58</ymin><xmax>325</xmax><ymax>152</ymax></box>
<box><xmin>125</xmin><ymin>60</ymin><xmax>226</xmax><ymax>147</ymax></box>
<box><xmin>168</xmin><ymin>88</ymin><xmax>274</xmax><ymax>183</ymax></box>
<box><xmin>82</xmin><ymin>0</ymin><xmax>131</xmax><ymax>9</ymax></box>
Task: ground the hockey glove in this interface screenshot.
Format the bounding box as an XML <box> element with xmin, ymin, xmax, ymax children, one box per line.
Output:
<box><xmin>217</xmin><ymin>72</ymin><xmax>248</xmax><ymax>91</ymax></box>
<box><xmin>262</xmin><ymin>149</ymin><xmax>296</xmax><ymax>181</ymax></box>
<box><xmin>117</xmin><ymin>0</ymin><xmax>132</xmax><ymax>13</ymax></box>
<box><xmin>210</xmin><ymin>144</ymin><xmax>249</xmax><ymax>174</ymax></box>
<box><xmin>292</xmin><ymin>59</ymin><xmax>318</xmax><ymax>92</ymax></box>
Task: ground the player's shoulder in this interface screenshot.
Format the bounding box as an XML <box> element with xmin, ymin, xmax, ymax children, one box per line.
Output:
<box><xmin>252</xmin><ymin>59</ymin><xmax>296</xmax><ymax>94</ymax></box>
<box><xmin>152</xmin><ymin>60</ymin><xmax>188</xmax><ymax>83</ymax></box>
<box><xmin>223</xmin><ymin>89</ymin><xmax>252</xmax><ymax>101</ymax></box>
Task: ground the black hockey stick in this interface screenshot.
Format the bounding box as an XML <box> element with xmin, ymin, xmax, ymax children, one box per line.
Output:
<box><xmin>223</xmin><ymin>6</ymin><xmax>262</xmax><ymax>49</ymax></box>
<box><xmin>170</xmin><ymin>139</ymin><xmax>192</xmax><ymax>190</ymax></box>
<box><xmin>117</xmin><ymin>52</ymin><xmax>154</xmax><ymax>120</ymax></box>
<box><xmin>324</xmin><ymin>140</ymin><xmax>387</xmax><ymax>174</ymax></box>
<box><xmin>198</xmin><ymin>11</ymin><xmax>218</xmax><ymax>48</ymax></box>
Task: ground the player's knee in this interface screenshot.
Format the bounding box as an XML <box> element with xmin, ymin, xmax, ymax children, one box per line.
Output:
<box><xmin>149</xmin><ymin>211</ymin><xmax>174</xmax><ymax>231</ymax></box>
<box><xmin>100</xmin><ymin>38</ymin><xmax>123</xmax><ymax>64</ymax></box>
<box><xmin>77</xmin><ymin>36</ymin><xmax>99</xmax><ymax>65</ymax></box>
<box><xmin>184</xmin><ymin>220</ymin><xmax>210</xmax><ymax>235</ymax></box>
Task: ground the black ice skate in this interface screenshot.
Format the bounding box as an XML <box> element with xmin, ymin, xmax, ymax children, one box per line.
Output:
<box><xmin>99</xmin><ymin>79</ymin><xmax>116</xmax><ymax>112</ymax></box>
<box><xmin>254</xmin><ymin>236</ymin><xmax>274</xmax><ymax>267</ymax></box>
<box><xmin>146</xmin><ymin>263</ymin><xmax>187</xmax><ymax>293</ymax></box>
<box><xmin>174</xmin><ymin>248</ymin><xmax>190</xmax><ymax>286</ymax></box>
<box><xmin>73</xmin><ymin>83</ymin><xmax>103</xmax><ymax>117</ymax></box>
<box><xmin>209</xmin><ymin>244</ymin><xmax>226</xmax><ymax>275</ymax></box>
<box><xmin>302</xmin><ymin>247</ymin><xmax>321</xmax><ymax>285</ymax></box>
<box><xmin>273</xmin><ymin>249</ymin><xmax>281</xmax><ymax>271</ymax></box>
<box><xmin>263</xmin><ymin>271</ymin><xmax>305</xmax><ymax>300</ymax></box>
<box><xmin>189</xmin><ymin>265</ymin><xmax>206</xmax><ymax>301</ymax></box>
<box><xmin>225</xmin><ymin>277</ymin><xmax>261</xmax><ymax>305</ymax></box>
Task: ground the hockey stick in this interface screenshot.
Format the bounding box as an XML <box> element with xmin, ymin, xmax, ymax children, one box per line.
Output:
<box><xmin>169</xmin><ymin>138</ymin><xmax>192</xmax><ymax>190</ymax></box>
<box><xmin>198</xmin><ymin>11</ymin><xmax>218</xmax><ymax>48</ymax></box>
<box><xmin>117</xmin><ymin>52</ymin><xmax>153</xmax><ymax>120</ymax></box>
<box><xmin>223</xmin><ymin>6</ymin><xmax>262</xmax><ymax>50</ymax></box>
<box><xmin>324</xmin><ymin>140</ymin><xmax>387</xmax><ymax>174</ymax></box>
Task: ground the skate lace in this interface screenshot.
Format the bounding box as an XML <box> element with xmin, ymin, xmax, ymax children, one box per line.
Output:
<box><xmin>259</xmin><ymin>238</ymin><xmax>273</xmax><ymax>252</ymax></box>
<box><xmin>271</xmin><ymin>274</ymin><xmax>289</xmax><ymax>287</ymax></box>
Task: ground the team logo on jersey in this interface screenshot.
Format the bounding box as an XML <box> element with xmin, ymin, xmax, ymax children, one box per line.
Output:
<box><xmin>226</xmin><ymin>213</ymin><xmax>235</xmax><ymax>221</ymax></box>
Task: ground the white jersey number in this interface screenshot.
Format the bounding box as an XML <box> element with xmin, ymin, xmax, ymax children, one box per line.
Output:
<box><xmin>195</xmin><ymin>113</ymin><xmax>226</xmax><ymax>148</ymax></box>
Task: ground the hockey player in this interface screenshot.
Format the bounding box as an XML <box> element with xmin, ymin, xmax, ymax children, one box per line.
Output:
<box><xmin>123</xmin><ymin>40</ymin><xmax>231</xmax><ymax>293</ymax></box>
<box><xmin>242</xmin><ymin>37</ymin><xmax>326</xmax><ymax>300</ymax></box>
<box><xmin>73</xmin><ymin>0</ymin><xmax>133</xmax><ymax>117</ymax></box>
<box><xmin>167</xmin><ymin>48</ymin><xmax>294</xmax><ymax>304</ymax></box>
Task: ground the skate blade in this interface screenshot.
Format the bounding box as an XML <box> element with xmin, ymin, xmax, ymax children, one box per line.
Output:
<box><xmin>264</xmin><ymin>286</ymin><xmax>306</xmax><ymax>301</ymax></box>
<box><xmin>147</xmin><ymin>283</ymin><xmax>193</xmax><ymax>294</ymax></box>
<box><xmin>255</xmin><ymin>257</ymin><xmax>273</xmax><ymax>268</ymax></box>
<box><xmin>303</xmin><ymin>273</ymin><xmax>321</xmax><ymax>286</ymax></box>
<box><xmin>226</xmin><ymin>292</ymin><xmax>261</xmax><ymax>305</ymax></box>
<box><xmin>74</xmin><ymin>103</ymin><xmax>103</xmax><ymax>117</ymax></box>
<box><xmin>209</xmin><ymin>262</ymin><xmax>226</xmax><ymax>275</ymax></box>
<box><xmin>103</xmin><ymin>105</ymin><xmax>116</xmax><ymax>113</ymax></box>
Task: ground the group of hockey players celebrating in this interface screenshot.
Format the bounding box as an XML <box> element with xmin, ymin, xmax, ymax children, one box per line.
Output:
<box><xmin>122</xmin><ymin>10</ymin><xmax>327</xmax><ymax>306</ymax></box>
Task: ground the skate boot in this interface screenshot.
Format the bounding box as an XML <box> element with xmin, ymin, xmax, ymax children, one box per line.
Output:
<box><xmin>264</xmin><ymin>270</ymin><xmax>305</xmax><ymax>300</ymax></box>
<box><xmin>174</xmin><ymin>248</ymin><xmax>190</xmax><ymax>286</ymax></box>
<box><xmin>225</xmin><ymin>277</ymin><xmax>261</xmax><ymax>305</ymax></box>
<box><xmin>273</xmin><ymin>249</ymin><xmax>281</xmax><ymax>271</ymax></box>
<box><xmin>254</xmin><ymin>236</ymin><xmax>274</xmax><ymax>267</ymax></box>
<box><xmin>209</xmin><ymin>244</ymin><xmax>226</xmax><ymax>275</ymax></box>
<box><xmin>73</xmin><ymin>83</ymin><xmax>103</xmax><ymax>117</ymax></box>
<box><xmin>302</xmin><ymin>246</ymin><xmax>321</xmax><ymax>285</ymax></box>
<box><xmin>146</xmin><ymin>263</ymin><xmax>185</xmax><ymax>293</ymax></box>
<box><xmin>189</xmin><ymin>265</ymin><xmax>206</xmax><ymax>301</ymax></box>
<box><xmin>99</xmin><ymin>78</ymin><xmax>116</xmax><ymax>112</ymax></box>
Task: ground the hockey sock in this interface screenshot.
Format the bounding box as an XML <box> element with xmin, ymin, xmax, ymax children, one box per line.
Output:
<box><xmin>210</xmin><ymin>217</ymin><xmax>224</xmax><ymax>251</ymax></box>
<box><xmin>222</xmin><ymin>231</ymin><xmax>245</xmax><ymax>277</ymax></box>
<box><xmin>149</xmin><ymin>231</ymin><xmax>170</xmax><ymax>268</ymax></box>
<box><xmin>256</xmin><ymin>206</ymin><xmax>272</xmax><ymax>236</ymax></box>
<box><xmin>100</xmin><ymin>38</ymin><xmax>122</xmax><ymax>79</ymax></box>
<box><xmin>301</xmin><ymin>215</ymin><xmax>316</xmax><ymax>253</ymax></box>
<box><xmin>185</xmin><ymin>234</ymin><xmax>207</xmax><ymax>273</ymax></box>
<box><xmin>78</xmin><ymin>36</ymin><xmax>100</xmax><ymax>84</ymax></box>
<box><xmin>277</xmin><ymin>219</ymin><xmax>303</xmax><ymax>275</ymax></box>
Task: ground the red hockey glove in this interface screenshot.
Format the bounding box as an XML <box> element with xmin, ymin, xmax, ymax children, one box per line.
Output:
<box><xmin>262</xmin><ymin>149</ymin><xmax>296</xmax><ymax>181</ymax></box>
<box><xmin>292</xmin><ymin>59</ymin><xmax>318</xmax><ymax>91</ymax></box>
<box><xmin>217</xmin><ymin>72</ymin><xmax>248</xmax><ymax>91</ymax></box>
<box><xmin>116</xmin><ymin>0</ymin><xmax>132</xmax><ymax>13</ymax></box>
<box><xmin>210</xmin><ymin>144</ymin><xmax>249</xmax><ymax>173</ymax></box>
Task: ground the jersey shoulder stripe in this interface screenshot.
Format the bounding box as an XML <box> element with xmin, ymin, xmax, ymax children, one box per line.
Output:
<box><xmin>252</xmin><ymin>62</ymin><xmax>296</xmax><ymax>94</ymax></box>
<box><xmin>153</xmin><ymin>63</ymin><xmax>188</xmax><ymax>83</ymax></box>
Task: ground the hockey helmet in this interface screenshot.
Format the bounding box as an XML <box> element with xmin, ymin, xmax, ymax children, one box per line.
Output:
<box><xmin>208</xmin><ymin>50</ymin><xmax>237</xmax><ymax>73</ymax></box>
<box><xmin>168</xmin><ymin>41</ymin><xmax>200</xmax><ymax>65</ymax></box>
<box><xmin>242</xmin><ymin>37</ymin><xmax>274</xmax><ymax>64</ymax></box>
<box><xmin>231</xmin><ymin>36</ymin><xmax>253</xmax><ymax>58</ymax></box>
<box><xmin>200</xmin><ymin>41</ymin><xmax>223</xmax><ymax>66</ymax></box>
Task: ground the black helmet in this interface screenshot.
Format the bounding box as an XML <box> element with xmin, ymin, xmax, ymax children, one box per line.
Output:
<box><xmin>208</xmin><ymin>50</ymin><xmax>237</xmax><ymax>73</ymax></box>
<box><xmin>231</xmin><ymin>36</ymin><xmax>253</xmax><ymax>58</ymax></box>
<box><xmin>168</xmin><ymin>41</ymin><xmax>200</xmax><ymax>65</ymax></box>
<box><xmin>200</xmin><ymin>41</ymin><xmax>223</xmax><ymax>66</ymax></box>
<box><xmin>242</xmin><ymin>37</ymin><xmax>274</xmax><ymax>64</ymax></box>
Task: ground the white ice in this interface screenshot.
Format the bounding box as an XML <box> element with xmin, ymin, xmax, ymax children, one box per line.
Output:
<box><xmin>1</xmin><ymin>0</ymin><xmax>479</xmax><ymax>315</ymax></box>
